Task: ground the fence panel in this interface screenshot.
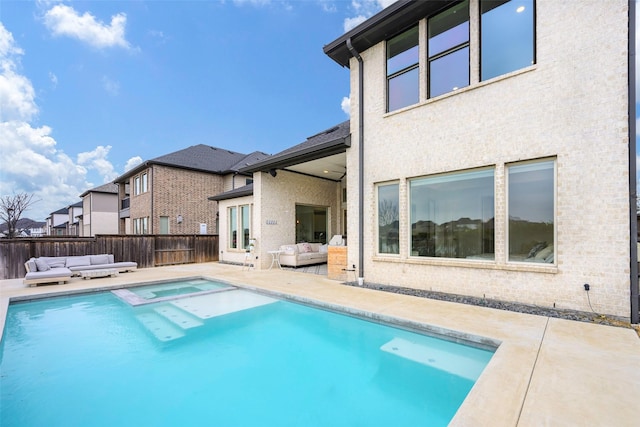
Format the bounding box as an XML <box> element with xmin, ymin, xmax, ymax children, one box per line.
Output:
<box><xmin>0</xmin><ymin>235</ymin><xmax>219</xmax><ymax>280</ymax></box>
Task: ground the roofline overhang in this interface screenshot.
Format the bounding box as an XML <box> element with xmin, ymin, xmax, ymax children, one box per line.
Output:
<box><xmin>113</xmin><ymin>161</ymin><xmax>250</xmax><ymax>184</ymax></box>
<box><xmin>208</xmin><ymin>188</ymin><xmax>254</xmax><ymax>202</ymax></box>
<box><xmin>239</xmin><ymin>135</ymin><xmax>351</xmax><ymax>174</ymax></box>
<box><xmin>323</xmin><ymin>0</ymin><xmax>458</xmax><ymax>68</ymax></box>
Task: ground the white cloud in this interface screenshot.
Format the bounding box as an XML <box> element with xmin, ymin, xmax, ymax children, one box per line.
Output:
<box><xmin>0</xmin><ymin>24</ymin><xmax>38</xmax><ymax>121</ymax></box>
<box><xmin>344</xmin><ymin>0</ymin><xmax>398</xmax><ymax>32</ymax></box>
<box><xmin>49</xmin><ymin>71</ymin><xmax>58</xmax><ymax>88</ymax></box>
<box><xmin>341</xmin><ymin>95</ymin><xmax>351</xmax><ymax>117</ymax></box>
<box><xmin>0</xmin><ymin>24</ymin><xmax>121</xmax><ymax>220</ymax></box>
<box><xmin>78</xmin><ymin>146</ymin><xmax>119</xmax><ymax>182</ymax></box>
<box><xmin>233</xmin><ymin>0</ymin><xmax>273</xmax><ymax>6</ymax></box>
<box><xmin>101</xmin><ymin>75</ymin><xmax>120</xmax><ymax>96</ymax></box>
<box><xmin>43</xmin><ymin>4</ymin><xmax>132</xmax><ymax>50</ymax></box>
<box><xmin>125</xmin><ymin>156</ymin><xmax>143</xmax><ymax>172</ymax></box>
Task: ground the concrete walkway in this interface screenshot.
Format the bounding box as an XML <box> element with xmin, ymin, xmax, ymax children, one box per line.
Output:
<box><xmin>1</xmin><ymin>262</ymin><xmax>639</xmax><ymax>426</ymax></box>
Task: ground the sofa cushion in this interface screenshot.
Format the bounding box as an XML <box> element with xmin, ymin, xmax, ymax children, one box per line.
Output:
<box><xmin>298</xmin><ymin>243</ymin><xmax>313</xmax><ymax>253</ymax></box>
<box><xmin>66</xmin><ymin>256</ymin><xmax>92</xmax><ymax>268</ymax></box>
<box><xmin>40</xmin><ymin>257</ymin><xmax>66</xmax><ymax>269</ymax></box>
<box><xmin>282</xmin><ymin>245</ymin><xmax>297</xmax><ymax>255</ymax></box>
<box><xmin>90</xmin><ymin>254</ymin><xmax>111</xmax><ymax>265</ymax></box>
<box><xmin>35</xmin><ymin>258</ymin><xmax>51</xmax><ymax>271</ymax></box>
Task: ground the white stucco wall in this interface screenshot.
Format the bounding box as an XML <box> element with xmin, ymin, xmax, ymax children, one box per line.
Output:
<box><xmin>346</xmin><ymin>0</ymin><xmax>631</xmax><ymax>317</ymax></box>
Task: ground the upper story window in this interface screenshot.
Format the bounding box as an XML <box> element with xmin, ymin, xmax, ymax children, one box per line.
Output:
<box><xmin>481</xmin><ymin>0</ymin><xmax>535</xmax><ymax>81</ymax></box>
<box><xmin>428</xmin><ymin>0</ymin><xmax>470</xmax><ymax>98</ymax></box>
<box><xmin>387</xmin><ymin>26</ymin><xmax>419</xmax><ymax>112</ymax></box>
<box><xmin>134</xmin><ymin>172</ymin><xmax>149</xmax><ymax>196</ymax></box>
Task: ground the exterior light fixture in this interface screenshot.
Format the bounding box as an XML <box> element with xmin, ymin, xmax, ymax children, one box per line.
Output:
<box><xmin>516</xmin><ymin>6</ymin><xmax>525</xmax><ymax>13</ymax></box>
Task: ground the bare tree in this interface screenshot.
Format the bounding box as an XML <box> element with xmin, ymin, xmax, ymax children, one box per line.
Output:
<box><xmin>0</xmin><ymin>193</ymin><xmax>37</xmax><ymax>238</ymax></box>
<box><xmin>378</xmin><ymin>199</ymin><xmax>399</xmax><ymax>226</ymax></box>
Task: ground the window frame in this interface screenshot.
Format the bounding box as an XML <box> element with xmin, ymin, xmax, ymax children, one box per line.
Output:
<box><xmin>228</xmin><ymin>204</ymin><xmax>251</xmax><ymax>250</ymax></box>
<box><xmin>408</xmin><ymin>167</ymin><xmax>495</xmax><ymax>260</ymax></box>
<box><xmin>506</xmin><ymin>158</ymin><xmax>556</xmax><ymax>265</ymax></box>
<box><xmin>376</xmin><ymin>182</ymin><xmax>400</xmax><ymax>255</ymax></box>
<box><xmin>386</xmin><ymin>25</ymin><xmax>420</xmax><ymax>112</ymax></box>
<box><xmin>427</xmin><ymin>0</ymin><xmax>470</xmax><ymax>99</ymax></box>
<box><xmin>479</xmin><ymin>0</ymin><xmax>536</xmax><ymax>82</ymax></box>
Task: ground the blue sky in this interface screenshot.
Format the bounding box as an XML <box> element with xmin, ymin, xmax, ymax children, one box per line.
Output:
<box><xmin>1</xmin><ymin>0</ymin><xmax>395</xmax><ymax>221</ymax></box>
<box><xmin>0</xmin><ymin>0</ymin><xmax>638</xmax><ymax>222</ymax></box>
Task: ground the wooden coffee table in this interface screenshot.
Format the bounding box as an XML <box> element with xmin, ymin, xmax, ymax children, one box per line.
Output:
<box><xmin>80</xmin><ymin>269</ymin><xmax>119</xmax><ymax>280</ymax></box>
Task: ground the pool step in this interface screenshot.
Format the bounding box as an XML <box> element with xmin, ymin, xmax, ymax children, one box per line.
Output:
<box><xmin>154</xmin><ymin>304</ymin><xmax>204</xmax><ymax>329</ymax></box>
<box><xmin>380</xmin><ymin>337</ymin><xmax>487</xmax><ymax>381</ymax></box>
<box><xmin>135</xmin><ymin>312</ymin><xmax>186</xmax><ymax>342</ymax></box>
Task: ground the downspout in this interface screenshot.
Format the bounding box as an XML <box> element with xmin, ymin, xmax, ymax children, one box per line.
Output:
<box><xmin>347</xmin><ymin>38</ymin><xmax>365</xmax><ymax>286</ymax></box>
<box><xmin>629</xmin><ymin>0</ymin><xmax>639</xmax><ymax>324</ymax></box>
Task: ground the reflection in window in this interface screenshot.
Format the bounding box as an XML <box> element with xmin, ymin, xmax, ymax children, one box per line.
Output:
<box><xmin>481</xmin><ymin>0</ymin><xmax>535</xmax><ymax>81</ymax></box>
<box><xmin>508</xmin><ymin>160</ymin><xmax>554</xmax><ymax>263</ymax></box>
<box><xmin>229</xmin><ymin>206</ymin><xmax>237</xmax><ymax>249</ymax></box>
<box><xmin>410</xmin><ymin>169</ymin><xmax>494</xmax><ymax>259</ymax></box>
<box><xmin>296</xmin><ymin>205</ymin><xmax>328</xmax><ymax>244</ymax></box>
<box><xmin>428</xmin><ymin>0</ymin><xmax>469</xmax><ymax>98</ymax></box>
<box><xmin>240</xmin><ymin>205</ymin><xmax>250</xmax><ymax>250</ymax></box>
<box><xmin>387</xmin><ymin>26</ymin><xmax>419</xmax><ymax>112</ymax></box>
<box><xmin>378</xmin><ymin>183</ymin><xmax>399</xmax><ymax>254</ymax></box>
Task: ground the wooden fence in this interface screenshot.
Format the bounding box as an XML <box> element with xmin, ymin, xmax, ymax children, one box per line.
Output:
<box><xmin>0</xmin><ymin>235</ymin><xmax>219</xmax><ymax>280</ymax></box>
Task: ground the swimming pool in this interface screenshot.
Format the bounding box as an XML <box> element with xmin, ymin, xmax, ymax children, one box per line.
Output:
<box><xmin>0</xmin><ymin>282</ymin><xmax>495</xmax><ymax>426</ymax></box>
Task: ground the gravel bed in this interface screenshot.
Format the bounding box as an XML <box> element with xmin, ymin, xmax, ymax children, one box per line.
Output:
<box><xmin>344</xmin><ymin>281</ymin><xmax>637</xmax><ymax>331</ymax></box>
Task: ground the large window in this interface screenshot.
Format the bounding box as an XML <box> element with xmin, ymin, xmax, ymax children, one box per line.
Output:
<box><xmin>410</xmin><ymin>169</ymin><xmax>494</xmax><ymax>259</ymax></box>
<box><xmin>481</xmin><ymin>0</ymin><xmax>535</xmax><ymax>81</ymax></box>
<box><xmin>133</xmin><ymin>217</ymin><xmax>149</xmax><ymax>234</ymax></box>
<box><xmin>428</xmin><ymin>0</ymin><xmax>469</xmax><ymax>98</ymax></box>
<box><xmin>229</xmin><ymin>205</ymin><xmax>251</xmax><ymax>250</ymax></box>
<box><xmin>387</xmin><ymin>26</ymin><xmax>419</xmax><ymax>112</ymax></box>
<box><xmin>508</xmin><ymin>159</ymin><xmax>554</xmax><ymax>263</ymax></box>
<box><xmin>378</xmin><ymin>183</ymin><xmax>399</xmax><ymax>254</ymax></box>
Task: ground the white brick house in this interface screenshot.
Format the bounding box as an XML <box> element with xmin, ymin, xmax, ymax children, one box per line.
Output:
<box><xmin>216</xmin><ymin>0</ymin><xmax>637</xmax><ymax>321</ymax></box>
<box><xmin>322</xmin><ymin>0</ymin><xmax>636</xmax><ymax>320</ymax></box>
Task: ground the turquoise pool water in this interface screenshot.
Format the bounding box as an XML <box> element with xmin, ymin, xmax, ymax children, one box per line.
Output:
<box><xmin>0</xmin><ymin>287</ymin><xmax>494</xmax><ymax>426</ymax></box>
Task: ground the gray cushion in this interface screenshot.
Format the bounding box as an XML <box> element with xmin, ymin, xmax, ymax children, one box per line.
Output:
<box><xmin>66</xmin><ymin>256</ymin><xmax>91</xmax><ymax>268</ymax></box>
<box><xmin>41</xmin><ymin>257</ymin><xmax>66</xmax><ymax>268</ymax></box>
<box><xmin>35</xmin><ymin>259</ymin><xmax>51</xmax><ymax>271</ymax></box>
<box><xmin>90</xmin><ymin>254</ymin><xmax>111</xmax><ymax>265</ymax></box>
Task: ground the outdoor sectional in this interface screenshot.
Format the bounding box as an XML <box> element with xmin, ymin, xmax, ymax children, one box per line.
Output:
<box><xmin>23</xmin><ymin>254</ymin><xmax>137</xmax><ymax>286</ymax></box>
<box><xmin>279</xmin><ymin>243</ymin><xmax>328</xmax><ymax>267</ymax></box>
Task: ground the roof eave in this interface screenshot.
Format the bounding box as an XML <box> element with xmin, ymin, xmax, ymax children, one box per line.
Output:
<box><xmin>323</xmin><ymin>0</ymin><xmax>458</xmax><ymax>67</ymax></box>
<box><xmin>239</xmin><ymin>136</ymin><xmax>351</xmax><ymax>174</ymax></box>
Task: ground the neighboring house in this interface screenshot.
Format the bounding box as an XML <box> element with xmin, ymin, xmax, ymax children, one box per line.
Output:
<box><xmin>79</xmin><ymin>183</ymin><xmax>119</xmax><ymax>237</ymax></box>
<box><xmin>46</xmin><ymin>207</ymin><xmax>69</xmax><ymax>236</ymax></box>
<box><xmin>113</xmin><ymin>144</ymin><xmax>269</xmax><ymax>235</ymax></box>
<box><xmin>212</xmin><ymin>121</ymin><xmax>350</xmax><ymax>265</ymax></box>
<box><xmin>66</xmin><ymin>201</ymin><xmax>83</xmax><ymax>236</ymax></box>
<box><xmin>221</xmin><ymin>0</ymin><xmax>637</xmax><ymax>322</ymax></box>
<box><xmin>0</xmin><ymin>218</ymin><xmax>45</xmax><ymax>237</ymax></box>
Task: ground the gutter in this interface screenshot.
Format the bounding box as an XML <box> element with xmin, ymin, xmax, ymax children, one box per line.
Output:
<box><xmin>347</xmin><ymin>38</ymin><xmax>365</xmax><ymax>286</ymax></box>
<box><xmin>629</xmin><ymin>0</ymin><xmax>638</xmax><ymax>324</ymax></box>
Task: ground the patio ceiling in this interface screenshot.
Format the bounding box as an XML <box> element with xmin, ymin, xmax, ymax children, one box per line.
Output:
<box><xmin>281</xmin><ymin>153</ymin><xmax>346</xmax><ymax>181</ymax></box>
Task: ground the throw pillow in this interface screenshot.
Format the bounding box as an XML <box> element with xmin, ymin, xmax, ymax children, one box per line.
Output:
<box><xmin>301</xmin><ymin>243</ymin><xmax>313</xmax><ymax>253</ymax></box>
<box><xmin>35</xmin><ymin>259</ymin><xmax>51</xmax><ymax>271</ymax></box>
<box><xmin>319</xmin><ymin>244</ymin><xmax>328</xmax><ymax>254</ymax></box>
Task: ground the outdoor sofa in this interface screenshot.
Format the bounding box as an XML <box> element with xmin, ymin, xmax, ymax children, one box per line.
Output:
<box><xmin>279</xmin><ymin>242</ymin><xmax>328</xmax><ymax>267</ymax></box>
<box><xmin>24</xmin><ymin>254</ymin><xmax>137</xmax><ymax>286</ymax></box>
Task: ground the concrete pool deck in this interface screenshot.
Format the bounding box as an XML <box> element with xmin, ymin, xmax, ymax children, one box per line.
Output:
<box><xmin>1</xmin><ymin>262</ymin><xmax>639</xmax><ymax>426</ymax></box>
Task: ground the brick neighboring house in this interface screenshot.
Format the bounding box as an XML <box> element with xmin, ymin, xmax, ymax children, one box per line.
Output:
<box><xmin>79</xmin><ymin>183</ymin><xmax>119</xmax><ymax>237</ymax></box>
<box><xmin>113</xmin><ymin>145</ymin><xmax>269</xmax><ymax>235</ymax></box>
